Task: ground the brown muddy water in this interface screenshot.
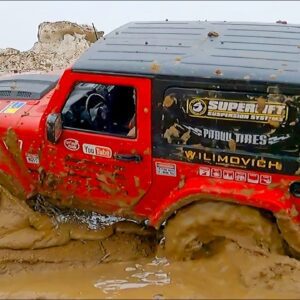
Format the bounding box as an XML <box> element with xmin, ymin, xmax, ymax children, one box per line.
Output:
<box><xmin>1</xmin><ymin>186</ymin><xmax>300</xmax><ymax>299</ymax></box>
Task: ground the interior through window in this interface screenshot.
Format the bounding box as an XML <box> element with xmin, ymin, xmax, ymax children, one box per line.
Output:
<box><xmin>62</xmin><ymin>82</ymin><xmax>136</xmax><ymax>138</ymax></box>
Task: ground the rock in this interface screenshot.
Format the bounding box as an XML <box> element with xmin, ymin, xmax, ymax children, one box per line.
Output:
<box><xmin>0</xmin><ymin>48</ymin><xmax>20</xmax><ymax>56</ymax></box>
<box><xmin>0</xmin><ymin>21</ymin><xmax>104</xmax><ymax>74</ymax></box>
<box><xmin>37</xmin><ymin>21</ymin><xmax>102</xmax><ymax>44</ymax></box>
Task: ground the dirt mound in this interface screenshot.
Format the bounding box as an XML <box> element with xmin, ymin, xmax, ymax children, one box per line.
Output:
<box><xmin>0</xmin><ymin>21</ymin><xmax>103</xmax><ymax>75</ymax></box>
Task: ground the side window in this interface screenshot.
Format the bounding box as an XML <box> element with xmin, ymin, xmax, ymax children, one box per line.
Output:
<box><xmin>160</xmin><ymin>87</ymin><xmax>300</xmax><ymax>154</ymax></box>
<box><xmin>154</xmin><ymin>86</ymin><xmax>300</xmax><ymax>176</ymax></box>
<box><xmin>62</xmin><ymin>82</ymin><xmax>136</xmax><ymax>138</ymax></box>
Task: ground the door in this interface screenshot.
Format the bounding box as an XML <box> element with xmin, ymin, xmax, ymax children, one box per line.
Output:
<box><xmin>41</xmin><ymin>73</ymin><xmax>152</xmax><ymax>214</ymax></box>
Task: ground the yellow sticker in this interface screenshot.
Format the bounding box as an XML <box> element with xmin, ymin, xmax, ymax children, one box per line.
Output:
<box><xmin>186</xmin><ymin>98</ymin><xmax>288</xmax><ymax>124</ymax></box>
<box><xmin>0</xmin><ymin>102</ymin><xmax>26</xmax><ymax>114</ymax></box>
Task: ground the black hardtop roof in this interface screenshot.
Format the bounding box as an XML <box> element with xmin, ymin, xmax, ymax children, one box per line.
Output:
<box><xmin>0</xmin><ymin>74</ymin><xmax>59</xmax><ymax>100</ymax></box>
<box><xmin>72</xmin><ymin>21</ymin><xmax>300</xmax><ymax>86</ymax></box>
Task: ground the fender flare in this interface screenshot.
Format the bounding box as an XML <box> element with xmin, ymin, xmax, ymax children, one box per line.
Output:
<box><xmin>148</xmin><ymin>176</ymin><xmax>293</xmax><ymax>229</ymax></box>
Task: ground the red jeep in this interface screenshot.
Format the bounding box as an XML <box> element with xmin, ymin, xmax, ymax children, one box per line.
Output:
<box><xmin>1</xmin><ymin>21</ymin><xmax>300</xmax><ymax>259</ymax></box>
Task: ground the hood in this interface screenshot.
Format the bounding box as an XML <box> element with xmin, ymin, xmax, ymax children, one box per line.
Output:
<box><xmin>0</xmin><ymin>74</ymin><xmax>59</xmax><ymax>130</ymax></box>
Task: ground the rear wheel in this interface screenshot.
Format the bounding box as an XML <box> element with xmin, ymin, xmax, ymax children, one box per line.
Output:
<box><xmin>163</xmin><ymin>201</ymin><xmax>284</xmax><ymax>260</ymax></box>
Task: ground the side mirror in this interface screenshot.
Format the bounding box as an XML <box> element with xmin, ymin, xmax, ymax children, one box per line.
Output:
<box><xmin>46</xmin><ymin>113</ymin><xmax>62</xmax><ymax>144</ymax></box>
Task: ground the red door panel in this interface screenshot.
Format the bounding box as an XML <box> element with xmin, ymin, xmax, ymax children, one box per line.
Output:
<box><xmin>40</xmin><ymin>73</ymin><xmax>152</xmax><ymax>214</ymax></box>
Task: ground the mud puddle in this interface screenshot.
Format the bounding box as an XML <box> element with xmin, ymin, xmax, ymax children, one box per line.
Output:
<box><xmin>1</xmin><ymin>242</ymin><xmax>300</xmax><ymax>299</ymax></box>
<box><xmin>1</xmin><ymin>187</ymin><xmax>300</xmax><ymax>299</ymax></box>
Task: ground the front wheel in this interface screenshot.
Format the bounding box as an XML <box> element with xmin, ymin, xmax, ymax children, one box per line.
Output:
<box><xmin>163</xmin><ymin>201</ymin><xmax>284</xmax><ymax>260</ymax></box>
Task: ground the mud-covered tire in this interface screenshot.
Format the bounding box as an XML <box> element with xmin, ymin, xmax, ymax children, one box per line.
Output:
<box><xmin>276</xmin><ymin>215</ymin><xmax>300</xmax><ymax>259</ymax></box>
<box><xmin>164</xmin><ymin>201</ymin><xmax>284</xmax><ymax>260</ymax></box>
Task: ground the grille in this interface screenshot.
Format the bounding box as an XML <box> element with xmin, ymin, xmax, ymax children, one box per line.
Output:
<box><xmin>17</xmin><ymin>91</ymin><xmax>32</xmax><ymax>98</ymax></box>
<box><xmin>0</xmin><ymin>90</ymin><xmax>12</xmax><ymax>97</ymax></box>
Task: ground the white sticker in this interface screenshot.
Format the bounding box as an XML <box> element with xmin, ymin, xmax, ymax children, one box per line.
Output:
<box><xmin>64</xmin><ymin>138</ymin><xmax>80</xmax><ymax>151</ymax></box>
<box><xmin>247</xmin><ymin>173</ymin><xmax>259</xmax><ymax>184</ymax></box>
<box><xmin>187</xmin><ymin>98</ymin><xmax>286</xmax><ymax>124</ymax></box>
<box><xmin>211</xmin><ymin>168</ymin><xmax>222</xmax><ymax>178</ymax></box>
<box><xmin>18</xmin><ymin>140</ymin><xmax>23</xmax><ymax>150</ymax></box>
<box><xmin>198</xmin><ymin>166</ymin><xmax>272</xmax><ymax>185</ymax></box>
<box><xmin>223</xmin><ymin>169</ymin><xmax>234</xmax><ymax>180</ymax></box>
<box><xmin>235</xmin><ymin>171</ymin><xmax>247</xmax><ymax>182</ymax></box>
<box><xmin>26</xmin><ymin>153</ymin><xmax>40</xmax><ymax>165</ymax></box>
<box><xmin>182</xmin><ymin>125</ymin><xmax>290</xmax><ymax>146</ymax></box>
<box><xmin>156</xmin><ymin>162</ymin><xmax>177</xmax><ymax>177</ymax></box>
<box><xmin>260</xmin><ymin>174</ymin><xmax>272</xmax><ymax>185</ymax></box>
<box><xmin>199</xmin><ymin>166</ymin><xmax>210</xmax><ymax>177</ymax></box>
<box><xmin>83</xmin><ymin>143</ymin><xmax>112</xmax><ymax>158</ymax></box>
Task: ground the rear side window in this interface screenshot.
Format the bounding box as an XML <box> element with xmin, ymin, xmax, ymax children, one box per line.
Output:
<box><xmin>155</xmin><ymin>87</ymin><xmax>300</xmax><ymax>175</ymax></box>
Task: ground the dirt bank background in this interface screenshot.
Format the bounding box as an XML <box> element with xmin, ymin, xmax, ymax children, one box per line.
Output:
<box><xmin>0</xmin><ymin>21</ymin><xmax>103</xmax><ymax>75</ymax></box>
<box><xmin>1</xmin><ymin>21</ymin><xmax>300</xmax><ymax>299</ymax></box>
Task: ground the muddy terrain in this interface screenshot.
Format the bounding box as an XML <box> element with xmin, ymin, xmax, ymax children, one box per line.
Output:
<box><xmin>1</xmin><ymin>21</ymin><xmax>300</xmax><ymax>299</ymax></box>
<box><xmin>1</xmin><ymin>185</ymin><xmax>300</xmax><ymax>299</ymax></box>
